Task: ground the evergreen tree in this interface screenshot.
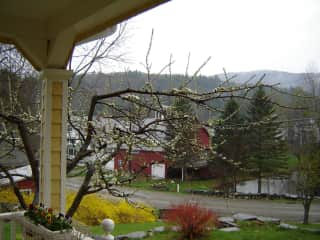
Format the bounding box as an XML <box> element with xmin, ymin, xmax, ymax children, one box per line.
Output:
<box><xmin>165</xmin><ymin>97</ymin><xmax>204</xmax><ymax>181</ymax></box>
<box><xmin>213</xmin><ymin>99</ymin><xmax>247</xmax><ymax>193</ymax></box>
<box><xmin>246</xmin><ymin>86</ymin><xmax>288</xmax><ymax>193</ymax></box>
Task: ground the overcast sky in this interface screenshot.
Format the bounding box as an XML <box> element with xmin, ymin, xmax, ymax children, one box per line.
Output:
<box><xmin>118</xmin><ymin>0</ymin><xmax>320</xmax><ymax>76</ymax></box>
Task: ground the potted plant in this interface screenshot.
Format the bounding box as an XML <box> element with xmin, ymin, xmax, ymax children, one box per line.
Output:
<box><xmin>21</xmin><ymin>203</ymin><xmax>74</xmax><ymax>240</ymax></box>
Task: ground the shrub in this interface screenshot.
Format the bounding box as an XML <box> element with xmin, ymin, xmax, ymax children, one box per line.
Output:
<box><xmin>164</xmin><ymin>202</ymin><xmax>217</xmax><ymax>240</ymax></box>
<box><xmin>66</xmin><ymin>191</ymin><xmax>156</xmax><ymax>225</ymax></box>
<box><xmin>0</xmin><ymin>188</ymin><xmax>156</xmax><ymax>225</ymax></box>
<box><xmin>0</xmin><ymin>187</ymin><xmax>33</xmax><ymax>205</ymax></box>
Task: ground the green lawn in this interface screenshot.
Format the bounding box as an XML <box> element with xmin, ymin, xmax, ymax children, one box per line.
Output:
<box><xmin>127</xmin><ymin>178</ymin><xmax>215</xmax><ymax>193</ymax></box>
<box><xmin>90</xmin><ymin>221</ymin><xmax>165</xmax><ymax>236</ymax></box>
<box><xmin>295</xmin><ymin>223</ymin><xmax>320</xmax><ymax>229</ymax></box>
<box><xmin>5</xmin><ymin>221</ymin><xmax>320</xmax><ymax>240</ymax></box>
<box><xmin>143</xmin><ymin>222</ymin><xmax>320</xmax><ymax>240</ymax></box>
<box><xmin>4</xmin><ymin>221</ymin><xmax>164</xmax><ymax>239</ymax></box>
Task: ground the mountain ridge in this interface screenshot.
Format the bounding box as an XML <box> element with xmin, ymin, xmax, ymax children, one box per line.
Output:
<box><xmin>214</xmin><ymin>70</ymin><xmax>308</xmax><ymax>89</ymax></box>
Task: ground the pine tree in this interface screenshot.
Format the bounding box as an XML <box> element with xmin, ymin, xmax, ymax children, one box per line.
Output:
<box><xmin>165</xmin><ymin>97</ymin><xmax>204</xmax><ymax>181</ymax></box>
<box><xmin>246</xmin><ymin>86</ymin><xmax>288</xmax><ymax>193</ymax></box>
<box><xmin>213</xmin><ymin>99</ymin><xmax>247</xmax><ymax>193</ymax></box>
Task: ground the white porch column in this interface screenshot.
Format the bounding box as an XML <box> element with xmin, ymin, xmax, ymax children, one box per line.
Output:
<box><xmin>40</xmin><ymin>69</ymin><xmax>72</xmax><ymax>213</ymax></box>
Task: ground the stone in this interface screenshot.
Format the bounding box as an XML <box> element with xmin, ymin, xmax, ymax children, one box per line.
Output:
<box><xmin>218</xmin><ymin>217</ymin><xmax>235</xmax><ymax>223</ymax></box>
<box><xmin>171</xmin><ymin>226</ymin><xmax>181</xmax><ymax>232</ymax></box>
<box><xmin>283</xmin><ymin>194</ymin><xmax>298</xmax><ymax>200</ymax></box>
<box><xmin>146</xmin><ymin>230</ymin><xmax>153</xmax><ymax>237</ymax></box>
<box><xmin>219</xmin><ymin>227</ymin><xmax>240</xmax><ymax>232</ymax></box>
<box><xmin>279</xmin><ymin>223</ymin><xmax>298</xmax><ymax>230</ymax></box>
<box><xmin>219</xmin><ymin>221</ymin><xmax>238</xmax><ymax>228</ymax></box>
<box><xmin>257</xmin><ymin>216</ymin><xmax>280</xmax><ymax>224</ymax></box>
<box><xmin>218</xmin><ymin>217</ymin><xmax>238</xmax><ymax>228</ymax></box>
<box><xmin>233</xmin><ymin>213</ymin><xmax>257</xmax><ymax>221</ymax></box>
<box><xmin>96</xmin><ymin>237</ymin><xmax>113</xmax><ymax>240</ymax></box>
<box><xmin>153</xmin><ymin>226</ymin><xmax>165</xmax><ymax>232</ymax></box>
<box><xmin>115</xmin><ymin>236</ymin><xmax>129</xmax><ymax>240</ymax></box>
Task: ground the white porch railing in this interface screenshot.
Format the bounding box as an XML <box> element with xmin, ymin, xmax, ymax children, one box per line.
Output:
<box><xmin>0</xmin><ymin>211</ymin><xmax>113</xmax><ymax>240</ymax></box>
<box><xmin>0</xmin><ymin>211</ymin><xmax>23</xmax><ymax>240</ymax></box>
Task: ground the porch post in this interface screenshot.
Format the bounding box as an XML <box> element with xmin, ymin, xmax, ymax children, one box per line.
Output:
<box><xmin>39</xmin><ymin>69</ymin><xmax>72</xmax><ymax>213</ymax></box>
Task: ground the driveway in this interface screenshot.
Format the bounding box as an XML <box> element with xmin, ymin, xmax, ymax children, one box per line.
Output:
<box><xmin>67</xmin><ymin>177</ymin><xmax>320</xmax><ymax>222</ymax></box>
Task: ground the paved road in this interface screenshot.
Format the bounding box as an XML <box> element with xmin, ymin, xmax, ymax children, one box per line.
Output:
<box><xmin>67</xmin><ymin>178</ymin><xmax>320</xmax><ymax>222</ymax></box>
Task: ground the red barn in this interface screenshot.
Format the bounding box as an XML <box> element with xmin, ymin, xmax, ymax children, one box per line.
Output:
<box><xmin>112</xmin><ymin>126</ymin><xmax>211</xmax><ymax>179</ymax></box>
<box><xmin>197</xmin><ymin>127</ymin><xmax>211</xmax><ymax>147</ymax></box>
<box><xmin>114</xmin><ymin>150</ymin><xmax>167</xmax><ymax>178</ymax></box>
<box><xmin>0</xmin><ymin>165</ymin><xmax>34</xmax><ymax>191</ymax></box>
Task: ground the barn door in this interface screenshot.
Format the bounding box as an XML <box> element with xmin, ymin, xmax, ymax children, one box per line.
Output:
<box><xmin>151</xmin><ymin>164</ymin><xmax>165</xmax><ymax>179</ymax></box>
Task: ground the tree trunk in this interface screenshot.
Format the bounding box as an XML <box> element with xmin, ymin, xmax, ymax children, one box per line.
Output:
<box><xmin>66</xmin><ymin>164</ymin><xmax>94</xmax><ymax>217</ymax></box>
<box><xmin>181</xmin><ymin>167</ymin><xmax>184</xmax><ymax>182</ymax></box>
<box><xmin>257</xmin><ymin>174</ymin><xmax>262</xmax><ymax>194</ymax></box>
<box><xmin>303</xmin><ymin>199</ymin><xmax>312</xmax><ymax>224</ymax></box>
<box><xmin>0</xmin><ymin>114</ymin><xmax>40</xmax><ymax>205</ymax></box>
<box><xmin>232</xmin><ymin>175</ymin><xmax>237</xmax><ymax>193</ymax></box>
<box><xmin>183</xmin><ymin>167</ymin><xmax>188</xmax><ymax>182</ymax></box>
<box><xmin>0</xmin><ymin>164</ymin><xmax>27</xmax><ymax>209</ymax></box>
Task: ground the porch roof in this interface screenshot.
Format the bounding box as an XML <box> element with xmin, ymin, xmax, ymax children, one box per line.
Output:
<box><xmin>0</xmin><ymin>0</ymin><xmax>169</xmax><ymax>70</ymax></box>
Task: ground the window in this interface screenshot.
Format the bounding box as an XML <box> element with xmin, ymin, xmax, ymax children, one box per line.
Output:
<box><xmin>67</xmin><ymin>146</ymin><xmax>77</xmax><ymax>158</ymax></box>
<box><xmin>118</xmin><ymin>159</ymin><xmax>123</xmax><ymax>167</ymax></box>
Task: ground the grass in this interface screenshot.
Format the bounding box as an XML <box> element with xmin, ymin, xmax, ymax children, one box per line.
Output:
<box><xmin>4</xmin><ymin>221</ymin><xmax>165</xmax><ymax>239</ymax></box>
<box><xmin>127</xmin><ymin>178</ymin><xmax>215</xmax><ymax>193</ymax></box>
<box><xmin>5</xmin><ymin>221</ymin><xmax>320</xmax><ymax>240</ymax></box>
<box><xmin>143</xmin><ymin>221</ymin><xmax>320</xmax><ymax>240</ymax></box>
<box><xmin>126</xmin><ymin>178</ymin><xmax>318</xmax><ymax>204</ymax></box>
<box><xmin>4</xmin><ymin>223</ymin><xmax>23</xmax><ymax>240</ymax></box>
<box><xmin>67</xmin><ymin>165</ymin><xmax>87</xmax><ymax>177</ymax></box>
<box><xmin>90</xmin><ymin>221</ymin><xmax>165</xmax><ymax>236</ymax></box>
<box><xmin>295</xmin><ymin>223</ymin><xmax>320</xmax><ymax>229</ymax></box>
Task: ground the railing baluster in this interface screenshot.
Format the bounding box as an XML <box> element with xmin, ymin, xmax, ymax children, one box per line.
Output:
<box><xmin>10</xmin><ymin>220</ymin><xmax>16</xmax><ymax>240</ymax></box>
<box><xmin>0</xmin><ymin>220</ymin><xmax>3</xmax><ymax>240</ymax></box>
<box><xmin>0</xmin><ymin>211</ymin><xmax>98</xmax><ymax>240</ymax></box>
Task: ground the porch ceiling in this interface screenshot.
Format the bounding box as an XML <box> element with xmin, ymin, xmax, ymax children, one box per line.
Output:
<box><xmin>0</xmin><ymin>0</ymin><xmax>170</xmax><ymax>70</ymax></box>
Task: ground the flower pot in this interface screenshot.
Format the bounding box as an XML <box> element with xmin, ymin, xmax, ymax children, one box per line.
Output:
<box><xmin>20</xmin><ymin>217</ymin><xmax>74</xmax><ymax>240</ymax></box>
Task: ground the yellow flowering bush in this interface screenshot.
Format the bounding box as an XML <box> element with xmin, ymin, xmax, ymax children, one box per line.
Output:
<box><xmin>0</xmin><ymin>188</ymin><xmax>156</xmax><ymax>226</ymax></box>
<box><xmin>67</xmin><ymin>191</ymin><xmax>156</xmax><ymax>225</ymax></box>
<box><xmin>0</xmin><ymin>187</ymin><xmax>33</xmax><ymax>205</ymax></box>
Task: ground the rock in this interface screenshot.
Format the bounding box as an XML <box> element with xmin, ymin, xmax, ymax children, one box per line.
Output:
<box><xmin>146</xmin><ymin>230</ymin><xmax>153</xmax><ymax>237</ymax></box>
<box><xmin>220</xmin><ymin>221</ymin><xmax>238</xmax><ymax>228</ymax></box>
<box><xmin>116</xmin><ymin>231</ymin><xmax>147</xmax><ymax>239</ymax></box>
<box><xmin>218</xmin><ymin>217</ymin><xmax>238</xmax><ymax>228</ymax></box>
<box><xmin>233</xmin><ymin>213</ymin><xmax>257</xmax><ymax>221</ymax></box>
<box><xmin>171</xmin><ymin>226</ymin><xmax>181</xmax><ymax>232</ymax></box>
<box><xmin>218</xmin><ymin>217</ymin><xmax>235</xmax><ymax>223</ymax></box>
<box><xmin>283</xmin><ymin>194</ymin><xmax>298</xmax><ymax>200</ymax></box>
<box><xmin>115</xmin><ymin>236</ymin><xmax>129</xmax><ymax>240</ymax></box>
<box><xmin>279</xmin><ymin>223</ymin><xmax>298</xmax><ymax>230</ymax></box>
<box><xmin>153</xmin><ymin>226</ymin><xmax>165</xmax><ymax>232</ymax></box>
<box><xmin>257</xmin><ymin>216</ymin><xmax>280</xmax><ymax>224</ymax></box>
<box><xmin>95</xmin><ymin>236</ymin><xmax>117</xmax><ymax>240</ymax></box>
<box><xmin>219</xmin><ymin>227</ymin><xmax>240</xmax><ymax>232</ymax></box>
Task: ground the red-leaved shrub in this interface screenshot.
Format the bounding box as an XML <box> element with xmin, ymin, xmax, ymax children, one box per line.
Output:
<box><xmin>164</xmin><ymin>202</ymin><xmax>218</xmax><ymax>240</ymax></box>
